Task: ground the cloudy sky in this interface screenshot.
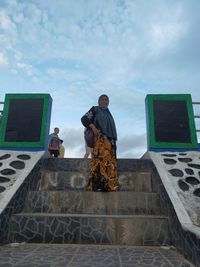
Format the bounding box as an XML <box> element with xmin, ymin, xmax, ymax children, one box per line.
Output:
<box><xmin>0</xmin><ymin>0</ymin><xmax>200</xmax><ymax>158</ymax></box>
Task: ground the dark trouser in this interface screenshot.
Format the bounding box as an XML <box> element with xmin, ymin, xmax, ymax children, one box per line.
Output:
<box><xmin>49</xmin><ymin>150</ymin><xmax>60</xmax><ymax>157</ymax></box>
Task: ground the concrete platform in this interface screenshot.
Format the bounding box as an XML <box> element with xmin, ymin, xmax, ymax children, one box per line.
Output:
<box><xmin>0</xmin><ymin>243</ymin><xmax>193</xmax><ymax>267</ymax></box>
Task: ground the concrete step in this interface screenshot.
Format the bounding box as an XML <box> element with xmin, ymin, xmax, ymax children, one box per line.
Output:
<box><xmin>38</xmin><ymin>171</ymin><xmax>153</xmax><ymax>192</ymax></box>
<box><xmin>24</xmin><ymin>191</ymin><xmax>162</xmax><ymax>215</ymax></box>
<box><xmin>41</xmin><ymin>158</ymin><xmax>154</xmax><ymax>172</ymax></box>
<box><xmin>9</xmin><ymin>213</ymin><xmax>171</xmax><ymax>246</ymax></box>
<box><xmin>0</xmin><ymin>243</ymin><xmax>193</xmax><ymax>267</ymax></box>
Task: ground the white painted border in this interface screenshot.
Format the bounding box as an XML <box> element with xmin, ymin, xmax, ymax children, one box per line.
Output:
<box><xmin>149</xmin><ymin>151</ymin><xmax>200</xmax><ymax>238</ymax></box>
<box><xmin>0</xmin><ymin>150</ymin><xmax>45</xmax><ymax>214</ymax></box>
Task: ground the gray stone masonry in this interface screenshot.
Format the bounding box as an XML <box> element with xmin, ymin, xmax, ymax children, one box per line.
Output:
<box><xmin>0</xmin><ymin>243</ymin><xmax>194</xmax><ymax>267</ymax></box>
<box><xmin>9</xmin><ymin>158</ymin><xmax>171</xmax><ymax>246</ymax></box>
<box><xmin>0</xmin><ymin>158</ymin><xmax>196</xmax><ymax>265</ymax></box>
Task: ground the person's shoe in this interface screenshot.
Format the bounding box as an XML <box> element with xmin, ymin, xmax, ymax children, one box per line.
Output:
<box><xmin>111</xmin><ymin>186</ymin><xmax>119</xmax><ymax>191</ymax></box>
<box><xmin>94</xmin><ymin>188</ymin><xmax>102</xmax><ymax>192</ymax></box>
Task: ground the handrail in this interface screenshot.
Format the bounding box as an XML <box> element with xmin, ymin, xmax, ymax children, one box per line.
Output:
<box><xmin>0</xmin><ymin>101</ymin><xmax>3</xmax><ymax>114</ymax></box>
<box><xmin>192</xmin><ymin>101</ymin><xmax>200</xmax><ymax>133</ymax></box>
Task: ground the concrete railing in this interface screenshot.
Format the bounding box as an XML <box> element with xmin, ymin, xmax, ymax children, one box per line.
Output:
<box><xmin>192</xmin><ymin>101</ymin><xmax>200</xmax><ymax>133</ymax></box>
<box><xmin>0</xmin><ymin>101</ymin><xmax>4</xmax><ymax>120</ymax></box>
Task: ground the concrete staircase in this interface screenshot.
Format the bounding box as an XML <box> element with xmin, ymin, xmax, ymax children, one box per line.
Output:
<box><xmin>9</xmin><ymin>158</ymin><xmax>171</xmax><ymax>246</ymax></box>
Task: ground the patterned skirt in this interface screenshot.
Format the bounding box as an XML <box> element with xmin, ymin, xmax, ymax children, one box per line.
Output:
<box><xmin>86</xmin><ymin>133</ymin><xmax>119</xmax><ymax>192</ymax></box>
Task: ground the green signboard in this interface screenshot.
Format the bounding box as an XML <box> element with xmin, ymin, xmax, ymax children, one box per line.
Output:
<box><xmin>146</xmin><ymin>94</ymin><xmax>198</xmax><ymax>150</ymax></box>
<box><xmin>0</xmin><ymin>93</ymin><xmax>52</xmax><ymax>150</ymax></box>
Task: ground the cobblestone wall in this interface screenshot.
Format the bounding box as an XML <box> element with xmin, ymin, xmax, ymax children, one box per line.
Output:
<box><xmin>152</xmin><ymin>167</ymin><xmax>200</xmax><ymax>267</ymax></box>
<box><xmin>0</xmin><ymin>160</ymin><xmax>43</xmax><ymax>244</ymax></box>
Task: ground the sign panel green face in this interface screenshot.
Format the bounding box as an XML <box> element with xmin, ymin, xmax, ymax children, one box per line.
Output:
<box><xmin>146</xmin><ymin>94</ymin><xmax>198</xmax><ymax>149</ymax></box>
<box><xmin>0</xmin><ymin>94</ymin><xmax>52</xmax><ymax>150</ymax></box>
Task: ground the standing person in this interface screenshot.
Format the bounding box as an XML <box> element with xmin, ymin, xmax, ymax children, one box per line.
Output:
<box><xmin>81</xmin><ymin>94</ymin><xmax>119</xmax><ymax>192</ymax></box>
<box><xmin>48</xmin><ymin>127</ymin><xmax>63</xmax><ymax>158</ymax></box>
<box><xmin>83</xmin><ymin>128</ymin><xmax>93</xmax><ymax>158</ymax></box>
<box><xmin>58</xmin><ymin>143</ymin><xmax>65</xmax><ymax>158</ymax></box>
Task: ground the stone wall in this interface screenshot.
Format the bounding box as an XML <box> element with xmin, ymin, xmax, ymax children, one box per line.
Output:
<box><xmin>0</xmin><ymin>160</ymin><xmax>43</xmax><ymax>244</ymax></box>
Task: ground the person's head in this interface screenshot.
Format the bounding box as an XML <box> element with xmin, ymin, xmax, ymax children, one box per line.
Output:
<box><xmin>54</xmin><ymin>127</ymin><xmax>59</xmax><ymax>134</ymax></box>
<box><xmin>98</xmin><ymin>94</ymin><xmax>109</xmax><ymax>108</ymax></box>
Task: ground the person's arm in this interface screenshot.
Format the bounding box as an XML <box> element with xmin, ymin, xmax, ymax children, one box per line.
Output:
<box><xmin>81</xmin><ymin>106</ymin><xmax>99</xmax><ymax>135</ymax></box>
<box><xmin>81</xmin><ymin>106</ymin><xmax>96</xmax><ymax>127</ymax></box>
<box><xmin>89</xmin><ymin>123</ymin><xmax>99</xmax><ymax>135</ymax></box>
<box><xmin>48</xmin><ymin>133</ymin><xmax>53</xmax><ymax>147</ymax></box>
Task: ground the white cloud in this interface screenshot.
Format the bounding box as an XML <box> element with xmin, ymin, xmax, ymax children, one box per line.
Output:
<box><xmin>23</xmin><ymin>3</ymin><xmax>42</xmax><ymax>24</ymax></box>
<box><xmin>16</xmin><ymin>62</ymin><xmax>33</xmax><ymax>76</ymax></box>
<box><xmin>58</xmin><ymin>127</ymin><xmax>146</xmax><ymax>158</ymax></box>
<box><xmin>5</xmin><ymin>0</ymin><xmax>17</xmax><ymax>7</ymax></box>
<box><xmin>0</xmin><ymin>11</ymin><xmax>12</xmax><ymax>29</ymax></box>
<box><xmin>150</xmin><ymin>22</ymin><xmax>187</xmax><ymax>54</ymax></box>
<box><xmin>59</xmin><ymin>127</ymin><xmax>85</xmax><ymax>158</ymax></box>
<box><xmin>0</xmin><ymin>52</ymin><xmax>8</xmax><ymax>67</ymax></box>
<box><xmin>0</xmin><ymin>10</ymin><xmax>16</xmax><ymax>33</ymax></box>
<box><xmin>12</xmin><ymin>12</ymin><xmax>24</xmax><ymax>24</ymax></box>
<box><xmin>46</xmin><ymin>68</ymin><xmax>88</xmax><ymax>82</ymax></box>
<box><xmin>117</xmin><ymin>133</ymin><xmax>147</xmax><ymax>158</ymax></box>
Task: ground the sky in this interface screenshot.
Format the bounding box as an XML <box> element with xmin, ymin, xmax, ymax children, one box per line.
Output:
<box><xmin>0</xmin><ymin>0</ymin><xmax>200</xmax><ymax>158</ymax></box>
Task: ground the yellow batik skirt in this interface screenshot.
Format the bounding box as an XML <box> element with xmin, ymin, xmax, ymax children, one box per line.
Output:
<box><xmin>86</xmin><ymin>133</ymin><xmax>119</xmax><ymax>192</ymax></box>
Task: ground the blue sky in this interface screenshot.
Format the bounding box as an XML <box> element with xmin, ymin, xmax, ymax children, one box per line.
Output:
<box><xmin>0</xmin><ymin>0</ymin><xmax>200</xmax><ymax>157</ymax></box>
